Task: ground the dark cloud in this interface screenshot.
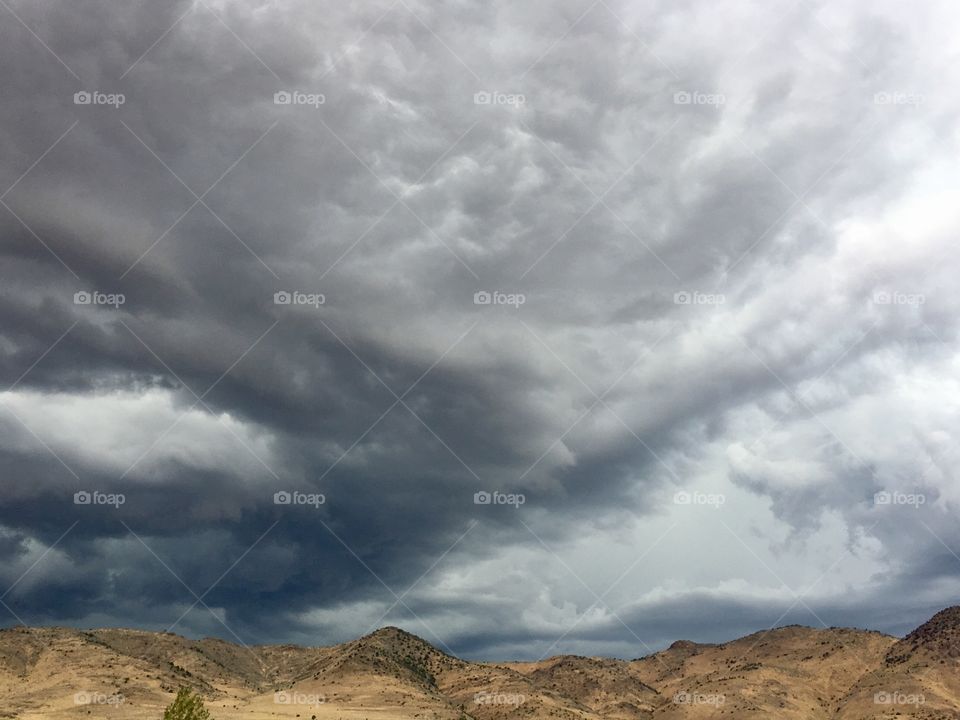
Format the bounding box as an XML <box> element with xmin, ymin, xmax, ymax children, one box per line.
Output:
<box><xmin>1</xmin><ymin>0</ymin><xmax>959</xmax><ymax>659</ymax></box>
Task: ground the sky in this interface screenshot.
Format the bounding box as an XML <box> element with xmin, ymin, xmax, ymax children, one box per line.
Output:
<box><xmin>1</xmin><ymin>0</ymin><xmax>959</xmax><ymax>661</ymax></box>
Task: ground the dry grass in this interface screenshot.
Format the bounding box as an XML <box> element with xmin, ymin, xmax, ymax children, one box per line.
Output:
<box><xmin>2</xmin><ymin>609</ymin><xmax>959</xmax><ymax>719</ymax></box>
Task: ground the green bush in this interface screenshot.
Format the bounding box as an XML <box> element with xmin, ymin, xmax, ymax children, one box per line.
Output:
<box><xmin>163</xmin><ymin>687</ymin><xmax>212</xmax><ymax>720</ymax></box>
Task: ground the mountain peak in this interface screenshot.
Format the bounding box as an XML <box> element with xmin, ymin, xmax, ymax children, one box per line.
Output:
<box><xmin>924</xmin><ymin>605</ymin><xmax>960</xmax><ymax>625</ymax></box>
<box><xmin>355</xmin><ymin>626</ymin><xmax>443</xmax><ymax>655</ymax></box>
<box><xmin>4</xmin><ymin>611</ymin><xmax>959</xmax><ymax>719</ymax></box>
<box><xmin>365</xmin><ymin>625</ymin><xmax>420</xmax><ymax>640</ymax></box>
<box><xmin>306</xmin><ymin>624</ymin><xmax>463</xmax><ymax>691</ymax></box>
<box><xmin>886</xmin><ymin>606</ymin><xmax>960</xmax><ymax>664</ymax></box>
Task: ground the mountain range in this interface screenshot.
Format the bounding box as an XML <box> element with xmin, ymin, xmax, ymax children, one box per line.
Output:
<box><xmin>2</xmin><ymin>607</ymin><xmax>960</xmax><ymax>719</ymax></box>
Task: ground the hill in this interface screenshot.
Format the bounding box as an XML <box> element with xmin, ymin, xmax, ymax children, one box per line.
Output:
<box><xmin>833</xmin><ymin>607</ymin><xmax>960</xmax><ymax>719</ymax></box>
<box><xmin>1</xmin><ymin>608</ymin><xmax>959</xmax><ymax>718</ymax></box>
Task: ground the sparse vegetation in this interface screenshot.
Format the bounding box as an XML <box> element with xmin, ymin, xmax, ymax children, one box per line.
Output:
<box><xmin>2</xmin><ymin>611</ymin><xmax>959</xmax><ymax>719</ymax></box>
<box><xmin>162</xmin><ymin>687</ymin><xmax>212</xmax><ymax>720</ymax></box>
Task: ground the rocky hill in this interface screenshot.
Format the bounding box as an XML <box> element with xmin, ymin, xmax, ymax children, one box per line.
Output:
<box><xmin>1</xmin><ymin>608</ymin><xmax>959</xmax><ymax>719</ymax></box>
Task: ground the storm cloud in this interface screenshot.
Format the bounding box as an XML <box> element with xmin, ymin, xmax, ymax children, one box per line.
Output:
<box><xmin>1</xmin><ymin>0</ymin><xmax>959</xmax><ymax>660</ymax></box>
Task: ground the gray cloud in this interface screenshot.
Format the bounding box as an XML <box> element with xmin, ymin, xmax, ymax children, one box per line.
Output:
<box><xmin>1</xmin><ymin>0</ymin><xmax>959</xmax><ymax>659</ymax></box>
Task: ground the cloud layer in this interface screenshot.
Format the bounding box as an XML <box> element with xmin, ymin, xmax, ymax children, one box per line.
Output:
<box><xmin>1</xmin><ymin>0</ymin><xmax>959</xmax><ymax>659</ymax></box>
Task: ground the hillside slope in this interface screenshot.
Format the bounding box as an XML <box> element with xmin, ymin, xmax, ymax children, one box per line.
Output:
<box><xmin>1</xmin><ymin>608</ymin><xmax>958</xmax><ymax>719</ymax></box>
<box><xmin>835</xmin><ymin>607</ymin><xmax>960</xmax><ymax>719</ymax></box>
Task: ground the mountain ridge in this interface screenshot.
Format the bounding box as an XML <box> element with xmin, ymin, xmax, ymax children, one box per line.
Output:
<box><xmin>1</xmin><ymin>608</ymin><xmax>959</xmax><ymax>719</ymax></box>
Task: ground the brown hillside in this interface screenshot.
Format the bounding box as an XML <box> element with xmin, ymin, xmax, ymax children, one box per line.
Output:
<box><xmin>1</xmin><ymin>608</ymin><xmax>959</xmax><ymax>719</ymax></box>
<box><xmin>835</xmin><ymin>607</ymin><xmax>960</xmax><ymax>720</ymax></box>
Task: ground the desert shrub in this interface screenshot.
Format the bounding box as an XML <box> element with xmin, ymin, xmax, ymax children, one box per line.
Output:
<box><xmin>162</xmin><ymin>687</ymin><xmax>211</xmax><ymax>720</ymax></box>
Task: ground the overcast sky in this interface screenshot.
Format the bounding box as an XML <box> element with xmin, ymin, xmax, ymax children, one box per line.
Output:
<box><xmin>1</xmin><ymin>0</ymin><xmax>959</xmax><ymax>661</ymax></box>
